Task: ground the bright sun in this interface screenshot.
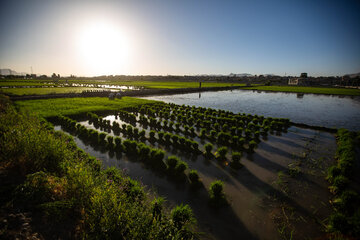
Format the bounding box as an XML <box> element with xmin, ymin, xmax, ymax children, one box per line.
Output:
<box><xmin>76</xmin><ymin>20</ymin><xmax>130</xmax><ymax>75</ymax></box>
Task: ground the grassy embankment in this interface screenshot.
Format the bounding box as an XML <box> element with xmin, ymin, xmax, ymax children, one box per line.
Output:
<box><xmin>0</xmin><ymin>79</ymin><xmax>246</xmax><ymax>96</ymax></box>
<box><xmin>241</xmin><ymin>86</ymin><xmax>360</xmax><ymax>96</ymax></box>
<box><xmin>0</xmin><ymin>81</ymin><xmax>53</xmax><ymax>87</ymax></box>
<box><xmin>0</xmin><ymin>95</ymin><xmax>197</xmax><ymax>239</ymax></box>
<box><xmin>15</xmin><ymin>96</ymin><xmax>158</xmax><ymax>118</ymax></box>
<box><xmin>0</xmin><ymin>87</ymin><xmax>108</xmax><ymax>95</ymax></box>
<box><xmin>326</xmin><ymin>129</ymin><xmax>360</xmax><ymax>238</ymax></box>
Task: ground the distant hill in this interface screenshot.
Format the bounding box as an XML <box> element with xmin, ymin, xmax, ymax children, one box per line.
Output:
<box><xmin>0</xmin><ymin>68</ymin><xmax>27</xmax><ymax>76</ymax></box>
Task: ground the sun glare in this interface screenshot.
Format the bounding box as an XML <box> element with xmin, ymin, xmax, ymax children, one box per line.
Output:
<box><xmin>76</xmin><ymin>20</ymin><xmax>130</xmax><ymax>75</ymax></box>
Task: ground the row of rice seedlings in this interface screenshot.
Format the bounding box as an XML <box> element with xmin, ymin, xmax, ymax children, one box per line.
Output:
<box><xmin>129</xmin><ymin>103</ymin><xmax>289</xmax><ymax>139</ymax></box>
<box><xmin>56</xmin><ymin>116</ymin><xmax>197</xmax><ymax>181</ymax></box>
<box><xmin>326</xmin><ymin>129</ymin><xmax>360</xmax><ymax>237</ymax></box>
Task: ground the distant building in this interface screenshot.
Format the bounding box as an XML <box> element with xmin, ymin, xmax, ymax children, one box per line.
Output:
<box><xmin>288</xmin><ymin>73</ymin><xmax>310</xmax><ymax>86</ymax></box>
<box><xmin>300</xmin><ymin>72</ymin><xmax>308</xmax><ymax>78</ymax></box>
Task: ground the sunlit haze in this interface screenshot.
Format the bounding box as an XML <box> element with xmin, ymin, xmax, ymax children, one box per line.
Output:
<box><xmin>0</xmin><ymin>0</ymin><xmax>359</xmax><ymax>76</ymax></box>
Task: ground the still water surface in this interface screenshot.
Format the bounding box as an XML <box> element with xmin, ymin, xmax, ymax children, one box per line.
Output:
<box><xmin>143</xmin><ymin>89</ymin><xmax>360</xmax><ymax>131</ymax></box>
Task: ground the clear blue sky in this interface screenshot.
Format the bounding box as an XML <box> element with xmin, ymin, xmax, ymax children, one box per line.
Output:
<box><xmin>0</xmin><ymin>0</ymin><xmax>359</xmax><ymax>77</ymax></box>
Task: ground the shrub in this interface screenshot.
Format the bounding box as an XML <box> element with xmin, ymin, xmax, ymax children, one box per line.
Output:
<box><xmin>171</xmin><ymin>204</ymin><xmax>195</xmax><ymax>229</ymax></box>
<box><xmin>151</xmin><ymin>197</ymin><xmax>164</xmax><ymax>221</ymax></box>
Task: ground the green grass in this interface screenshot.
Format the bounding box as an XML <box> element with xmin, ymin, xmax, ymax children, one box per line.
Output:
<box><xmin>1</xmin><ymin>78</ymin><xmax>245</xmax><ymax>89</ymax></box>
<box><xmin>0</xmin><ymin>95</ymin><xmax>197</xmax><ymax>238</ymax></box>
<box><xmin>0</xmin><ymin>81</ymin><xmax>54</xmax><ymax>87</ymax></box>
<box><xmin>15</xmin><ymin>96</ymin><xmax>158</xmax><ymax>118</ymax></box>
<box><xmin>241</xmin><ymin>86</ymin><xmax>360</xmax><ymax>96</ymax></box>
<box><xmin>0</xmin><ymin>87</ymin><xmax>106</xmax><ymax>95</ymax></box>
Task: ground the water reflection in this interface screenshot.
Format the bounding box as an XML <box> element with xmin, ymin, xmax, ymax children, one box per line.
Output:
<box><xmin>143</xmin><ymin>90</ymin><xmax>360</xmax><ymax>131</ymax></box>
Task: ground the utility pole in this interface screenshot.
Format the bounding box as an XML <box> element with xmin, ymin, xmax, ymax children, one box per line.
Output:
<box><xmin>31</xmin><ymin>66</ymin><xmax>33</xmax><ymax>75</ymax></box>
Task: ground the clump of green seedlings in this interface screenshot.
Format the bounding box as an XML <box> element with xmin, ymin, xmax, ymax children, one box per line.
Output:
<box><xmin>230</xmin><ymin>151</ymin><xmax>242</xmax><ymax>169</ymax></box>
<box><xmin>215</xmin><ymin>146</ymin><xmax>228</xmax><ymax>160</ymax></box>
<box><xmin>208</xmin><ymin>180</ymin><xmax>227</xmax><ymax>207</ymax></box>
<box><xmin>204</xmin><ymin>143</ymin><xmax>213</xmax><ymax>157</ymax></box>
<box><xmin>188</xmin><ymin>170</ymin><xmax>200</xmax><ymax>185</ymax></box>
<box><xmin>326</xmin><ymin>129</ymin><xmax>360</xmax><ymax>238</ymax></box>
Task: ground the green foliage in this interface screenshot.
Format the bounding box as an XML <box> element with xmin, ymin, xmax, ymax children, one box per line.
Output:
<box><xmin>204</xmin><ymin>143</ymin><xmax>213</xmax><ymax>154</ymax></box>
<box><xmin>188</xmin><ymin>170</ymin><xmax>199</xmax><ymax>184</ymax></box>
<box><xmin>232</xmin><ymin>152</ymin><xmax>242</xmax><ymax>162</ymax></box>
<box><xmin>166</xmin><ymin>156</ymin><xmax>179</xmax><ymax>169</ymax></box>
<box><xmin>248</xmin><ymin>140</ymin><xmax>257</xmax><ymax>151</ymax></box>
<box><xmin>0</xmin><ymin>98</ymin><xmax>198</xmax><ymax>239</ymax></box>
<box><xmin>15</xmin><ymin>97</ymin><xmax>158</xmax><ymax>118</ymax></box>
<box><xmin>171</xmin><ymin>204</ymin><xmax>195</xmax><ymax>229</ymax></box>
<box><xmin>175</xmin><ymin>161</ymin><xmax>188</xmax><ymax>175</ymax></box>
<box><xmin>216</xmin><ymin>146</ymin><xmax>228</xmax><ymax>159</ymax></box>
<box><xmin>209</xmin><ymin>180</ymin><xmax>227</xmax><ymax>207</ymax></box>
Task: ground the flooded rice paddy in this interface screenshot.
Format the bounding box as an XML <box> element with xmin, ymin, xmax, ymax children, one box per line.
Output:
<box><xmin>143</xmin><ymin>89</ymin><xmax>360</xmax><ymax>131</ymax></box>
<box><xmin>54</xmin><ymin>103</ymin><xmax>337</xmax><ymax>239</ymax></box>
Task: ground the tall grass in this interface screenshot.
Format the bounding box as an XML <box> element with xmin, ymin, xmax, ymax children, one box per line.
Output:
<box><xmin>0</xmin><ymin>95</ymin><xmax>197</xmax><ymax>239</ymax></box>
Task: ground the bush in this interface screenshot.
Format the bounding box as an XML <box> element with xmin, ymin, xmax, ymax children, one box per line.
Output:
<box><xmin>171</xmin><ymin>204</ymin><xmax>195</xmax><ymax>229</ymax></box>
